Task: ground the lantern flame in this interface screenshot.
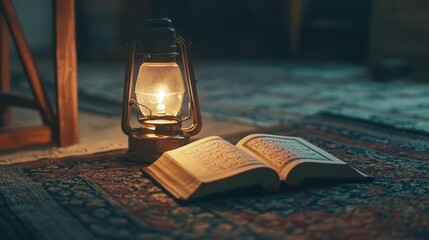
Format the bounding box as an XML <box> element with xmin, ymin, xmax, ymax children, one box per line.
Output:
<box><xmin>156</xmin><ymin>89</ymin><xmax>166</xmax><ymax>114</ymax></box>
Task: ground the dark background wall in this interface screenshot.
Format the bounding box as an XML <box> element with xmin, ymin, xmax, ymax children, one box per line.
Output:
<box><xmin>11</xmin><ymin>0</ymin><xmax>429</xmax><ymax>80</ymax></box>
<box><xmin>75</xmin><ymin>0</ymin><xmax>372</xmax><ymax>63</ymax></box>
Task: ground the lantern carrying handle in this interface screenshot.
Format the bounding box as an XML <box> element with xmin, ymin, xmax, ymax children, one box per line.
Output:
<box><xmin>176</xmin><ymin>36</ymin><xmax>202</xmax><ymax>136</ymax></box>
<box><xmin>121</xmin><ymin>40</ymin><xmax>142</xmax><ymax>136</ymax></box>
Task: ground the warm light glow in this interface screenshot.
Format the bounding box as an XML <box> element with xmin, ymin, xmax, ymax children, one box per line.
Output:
<box><xmin>156</xmin><ymin>89</ymin><xmax>166</xmax><ymax>114</ymax></box>
<box><xmin>135</xmin><ymin>62</ymin><xmax>185</xmax><ymax>117</ymax></box>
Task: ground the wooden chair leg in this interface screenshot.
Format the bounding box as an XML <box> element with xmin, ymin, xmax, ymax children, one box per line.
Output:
<box><xmin>0</xmin><ymin>14</ymin><xmax>10</xmax><ymax>127</ymax></box>
<box><xmin>0</xmin><ymin>0</ymin><xmax>54</xmax><ymax>127</ymax></box>
<box><xmin>0</xmin><ymin>126</ymin><xmax>52</xmax><ymax>151</ymax></box>
<box><xmin>0</xmin><ymin>0</ymin><xmax>78</xmax><ymax>151</ymax></box>
<box><xmin>55</xmin><ymin>0</ymin><xmax>78</xmax><ymax>146</ymax></box>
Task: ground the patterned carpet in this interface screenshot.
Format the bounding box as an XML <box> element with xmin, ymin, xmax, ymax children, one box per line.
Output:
<box><xmin>1</xmin><ymin>113</ymin><xmax>428</xmax><ymax>239</ymax></box>
<box><xmin>195</xmin><ymin>62</ymin><xmax>429</xmax><ymax>131</ymax></box>
<box><xmin>11</xmin><ymin>61</ymin><xmax>429</xmax><ymax>132</ymax></box>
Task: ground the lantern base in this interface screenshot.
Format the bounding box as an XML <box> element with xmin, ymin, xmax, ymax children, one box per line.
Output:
<box><xmin>125</xmin><ymin>134</ymin><xmax>190</xmax><ymax>163</ymax></box>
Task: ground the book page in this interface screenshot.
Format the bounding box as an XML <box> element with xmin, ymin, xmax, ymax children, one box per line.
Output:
<box><xmin>236</xmin><ymin>134</ymin><xmax>344</xmax><ymax>174</ymax></box>
<box><xmin>167</xmin><ymin>136</ymin><xmax>270</xmax><ymax>182</ymax></box>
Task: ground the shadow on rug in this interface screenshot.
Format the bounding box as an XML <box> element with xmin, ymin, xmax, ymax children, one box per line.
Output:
<box><xmin>1</xmin><ymin>113</ymin><xmax>428</xmax><ymax>239</ymax></box>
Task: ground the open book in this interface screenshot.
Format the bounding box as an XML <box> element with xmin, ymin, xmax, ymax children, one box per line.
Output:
<box><xmin>142</xmin><ymin>134</ymin><xmax>371</xmax><ymax>201</ymax></box>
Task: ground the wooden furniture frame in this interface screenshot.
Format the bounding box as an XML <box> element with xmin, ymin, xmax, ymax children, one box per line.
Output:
<box><xmin>0</xmin><ymin>0</ymin><xmax>78</xmax><ymax>151</ymax></box>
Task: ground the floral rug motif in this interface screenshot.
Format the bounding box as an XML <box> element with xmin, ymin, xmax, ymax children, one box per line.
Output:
<box><xmin>1</xmin><ymin>113</ymin><xmax>428</xmax><ymax>239</ymax></box>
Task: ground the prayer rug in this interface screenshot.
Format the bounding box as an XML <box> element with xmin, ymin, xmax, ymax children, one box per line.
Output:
<box><xmin>1</xmin><ymin>113</ymin><xmax>428</xmax><ymax>239</ymax></box>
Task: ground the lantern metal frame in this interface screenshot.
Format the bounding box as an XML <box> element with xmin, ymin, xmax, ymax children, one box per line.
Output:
<box><xmin>121</xmin><ymin>36</ymin><xmax>202</xmax><ymax>162</ymax></box>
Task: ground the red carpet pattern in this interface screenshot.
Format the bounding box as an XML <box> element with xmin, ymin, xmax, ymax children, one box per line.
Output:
<box><xmin>1</xmin><ymin>113</ymin><xmax>428</xmax><ymax>239</ymax></box>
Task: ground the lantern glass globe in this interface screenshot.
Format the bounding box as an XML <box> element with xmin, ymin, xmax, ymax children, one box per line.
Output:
<box><xmin>135</xmin><ymin>62</ymin><xmax>185</xmax><ymax>117</ymax></box>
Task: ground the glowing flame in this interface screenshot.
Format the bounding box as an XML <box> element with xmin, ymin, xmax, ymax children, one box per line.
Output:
<box><xmin>156</xmin><ymin>89</ymin><xmax>166</xmax><ymax>114</ymax></box>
